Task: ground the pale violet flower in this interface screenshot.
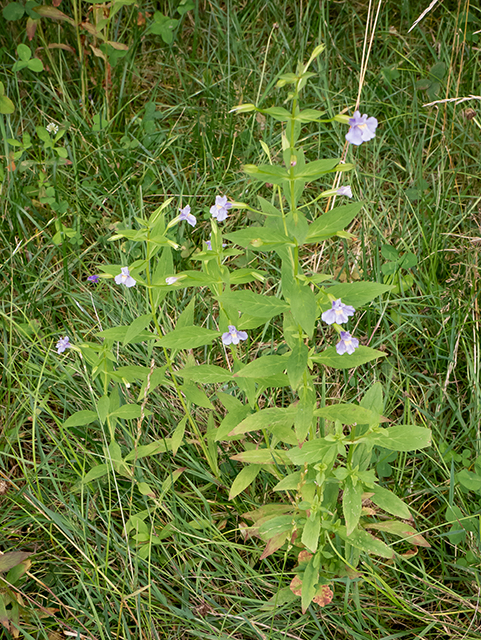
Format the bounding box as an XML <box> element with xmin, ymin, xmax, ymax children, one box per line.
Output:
<box><xmin>87</xmin><ymin>274</ymin><xmax>99</xmax><ymax>283</ymax></box>
<box><xmin>210</xmin><ymin>195</ymin><xmax>232</xmax><ymax>222</ymax></box>
<box><xmin>336</xmin><ymin>331</ymin><xmax>359</xmax><ymax>355</ymax></box>
<box><xmin>114</xmin><ymin>267</ymin><xmax>136</xmax><ymax>288</ymax></box>
<box><xmin>222</xmin><ymin>325</ymin><xmax>247</xmax><ymax>346</ymax></box>
<box><xmin>337</xmin><ymin>186</ymin><xmax>352</xmax><ymax>198</ymax></box>
<box><xmin>206</xmin><ymin>240</ymin><xmax>212</xmax><ymax>250</ymax></box>
<box><xmin>165</xmin><ymin>276</ymin><xmax>179</xmax><ymax>285</ymax></box>
<box><xmin>46</xmin><ymin>122</ymin><xmax>59</xmax><ymax>135</ymax></box>
<box><xmin>345</xmin><ymin>111</ymin><xmax>378</xmax><ymax>146</ymax></box>
<box><xmin>56</xmin><ymin>336</ymin><xmax>71</xmax><ymax>354</ymax></box>
<box><xmin>321</xmin><ymin>299</ymin><xmax>355</xmax><ymax>325</ymax></box>
<box><xmin>179</xmin><ymin>205</ymin><xmax>196</xmax><ymax>228</ymax></box>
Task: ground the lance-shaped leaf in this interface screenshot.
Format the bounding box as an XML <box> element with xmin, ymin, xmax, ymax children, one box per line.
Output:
<box><xmin>225</xmin><ymin>228</ymin><xmax>295</xmax><ymax>250</ymax></box>
<box><xmin>287</xmin><ymin>439</ymin><xmax>338</xmax><ymax>465</ymax></box>
<box><xmin>287</xmin><ymin>340</ymin><xmax>308</xmax><ymax>389</ymax></box>
<box><xmin>233</xmin><ymin>355</ymin><xmax>287</xmax><ymax>379</ymax></box>
<box><xmin>0</xmin><ymin>551</ymin><xmax>32</xmax><ymax>573</ymax></box>
<box><xmin>305</xmin><ymin>202</ymin><xmax>363</xmax><ymax>243</ymax></box>
<box><xmin>320</xmin><ymin>282</ymin><xmax>394</xmax><ymax>308</ymax></box>
<box><xmin>230</xmin><ymin>448</ymin><xmax>290</xmax><ymax>465</ymax></box>
<box><xmin>124</xmin><ymin>439</ymin><xmax>172</xmax><ymax>461</ymax></box>
<box><xmin>368</xmin><ymin>425</ymin><xmax>432</xmax><ymax>452</ymax></box>
<box><xmin>218</xmin><ymin>290</ymin><xmax>288</xmax><ymax>319</ymax></box>
<box><xmin>176</xmin><ymin>364</ymin><xmax>233</xmax><ymax>384</ymax></box>
<box><xmin>289</xmin><ymin>281</ymin><xmax>317</xmax><ymax>337</ymax></box>
<box><xmin>229</xmin><ymin>464</ymin><xmax>262</xmax><ymax>500</ymax></box>
<box><xmin>369</xmin><ymin>484</ymin><xmax>411</xmax><ymax>520</ymax></box>
<box><xmin>339</xmin><ymin>527</ymin><xmax>394</xmax><ymax>559</ymax></box>
<box><xmin>243</xmin><ymin>164</ymin><xmax>289</xmax><ymax>185</ymax></box>
<box><xmin>343</xmin><ymin>479</ymin><xmax>364</xmax><ymax>535</ymax></box>
<box><xmin>123</xmin><ymin>313</ymin><xmax>153</xmax><ymax>345</ymax></box>
<box><xmin>156</xmin><ymin>326</ymin><xmax>220</xmax><ymax>350</ymax></box>
<box><xmin>315</xmin><ymin>403</ymin><xmax>381</xmax><ymax>425</ymax></box>
<box><xmin>229</xmin><ymin>405</ymin><xmax>296</xmax><ymax>437</ymax></box>
<box><xmin>33</xmin><ymin>5</ymin><xmax>76</xmax><ymax>25</ymax></box>
<box><xmin>312</xmin><ymin>346</ymin><xmax>386</xmax><ymax>369</ymax></box>
<box><xmin>368</xmin><ymin>521</ymin><xmax>430</xmax><ymax>547</ymax></box>
<box><xmin>302</xmin><ymin>512</ymin><xmax>321</xmax><ymax>553</ymax></box>
<box><xmin>301</xmin><ymin>555</ymin><xmax>319</xmax><ymax>614</ymax></box>
<box><xmin>294</xmin><ymin>158</ymin><xmax>340</xmax><ymax>180</ymax></box>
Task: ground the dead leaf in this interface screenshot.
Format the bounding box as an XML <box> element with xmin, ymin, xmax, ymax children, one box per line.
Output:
<box><xmin>26</xmin><ymin>17</ymin><xmax>37</xmax><ymax>40</ymax></box>
<box><xmin>289</xmin><ymin>575</ymin><xmax>302</xmax><ymax>597</ymax></box>
<box><xmin>313</xmin><ymin>584</ymin><xmax>333</xmax><ymax>607</ymax></box>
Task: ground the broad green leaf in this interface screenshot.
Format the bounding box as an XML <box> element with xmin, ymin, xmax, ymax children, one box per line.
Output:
<box><xmin>96</xmin><ymin>395</ymin><xmax>110</xmax><ymax>425</ymax></box>
<box><xmin>273</xmin><ymin>471</ymin><xmax>301</xmax><ymax>491</ymax></box>
<box><xmin>176</xmin><ymin>364</ymin><xmax>232</xmax><ymax>383</ymax></box>
<box><xmin>295</xmin><ymin>385</ymin><xmax>315</xmax><ymax>441</ymax></box>
<box><xmin>368</xmin><ymin>521</ymin><xmax>430</xmax><ymax>547</ymax></box>
<box><xmin>259</xmin><ymin>106</ymin><xmax>292</xmax><ymax>121</ymax></box>
<box><xmin>369</xmin><ymin>425</ymin><xmax>432</xmax><ymax>452</ymax></box>
<box><xmin>295</xmin><ymin>158</ymin><xmax>339</xmax><ymax>180</ymax></box>
<box><xmin>28</xmin><ymin>57</ymin><xmax>43</xmax><ymax>72</ymax></box>
<box><xmin>123</xmin><ymin>313</ymin><xmax>152</xmax><ymax>345</ymax></box>
<box><xmin>17</xmin><ymin>43</ymin><xmax>32</xmax><ymax>61</ymax></box>
<box><xmin>156</xmin><ymin>326</ymin><xmax>220</xmax><ymax>349</ymax></box>
<box><xmin>124</xmin><ymin>439</ymin><xmax>172</xmax><ymax>461</ymax></box>
<box><xmin>0</xmin><ymin>551</ymin><xmax>31</xmax><ymax>573</ymax></box>
<box><xmin>243</xmin><ymin>163</ymin><xmax>289</xmax><ymax>185</ymax></box>
<box><xmin>286</xmin><ymin>439</ymin><xmax>337</xmax><ymax>465</ymax></box>
<box><xmin>230</xmin><ymin>448</ymin><xmax>290</xmax><ymax>465</ymax></box>
<box><xmin>258</xmin><ymin>515</ymin><xmax>293</xmax><ymax>538</ymax></box>
<box><xmin>109</xmin><ymin>404</ymin><xmax>143</xmax><ymax>420</ymax></box>
<box><xmin>302</xmin><ymin>512</ymin><xmax>321</xmax><ymax>553</ymax></box>
<box><xmin>0</xmin><ymin>94</ymin><xmax>15</xmax><ymax>114</ymax></box>
<box><xmin>322</xmin><ymin>282</ymin><xmax>393</xmax><ymax>308</ymax></box>
<box><xmin>218</xmin><ymin>290</ymin><xmax>288</xmax><ymax>319</ymax></box>
<box><xmin>64</xmin><ymin>410</ymin><xmax>97</xmax><ymax>428</ymax></box>
<box><xmin>215</xmin><ymin>405</ymin><xmax>251</xmax><ymax>440</ymax></box>
<box><xmin>82</xmin><ymin>464</ymin><xmax>109</xmax><ymax>483</ymax></box>
<box><xmin>229</xmin><ymin>406</ymin><xmax>296</xmax><ymax>437</ymax></box>
<box><xmin>369</xmin><ymin>484</ymin><xmax>411</xmax><ymax>520</ymax></box>
<box><xmin>289</xmin><ymin>281</ymin><xmax>317</xmax><ymax>337</ymax></box>
<box><xmin>340</xmin><ymin>527</ymin><xmax>394</xmax><ymax>559</ymax></box>
<box><xmin>234</xmin><ymin>355</ymin><xmax>287</xmax><ymax>379</ymax></box>
<box><xmin>110</xmin><ymin>365</ymin><xmax>150</xmax><ymax>383</ymax></box>
<box><xmin>229</xmin><ymin>464</ymin><xmax>262</xmax><ymax>500</ymax></box>
<box><xmin>312</xmin><ymin>346</ymin><xmax>386</xmax><ymax>369</ymax></box>
<box><xmin>176</xmin><ymin>297</ymin><xmax>195</xmax><ymax>329</ymax></box>
<box><xmin>343</xmin><ymin>480</ymin><xmax>364</xmax><ymax>535</ymax></box>
<box><xmin>305</xmin><ymin>202</ymin><xmax>363</xmax><ymax>243</ymax></box>
<box><xmin>360</xmin><ymin>382</ymin><xmax>384</xmax><ymax>416</ymax></box>
<box><xmin>296</xmin><ymin>108</ymin><xmax>325</xmax><ymax>122</ymax></box>
<box><xmin>301</xmin><ymin>555</ymin><xmax>319</xmax><ymax>614</ymax></box>
<box><xmin>457</xmin><ymin>469</ymin><xmax>481</xmax><ymax>493</ymax></box>
<box><xmin>287</xmin><ymin>340</ymin><xmax>308</xmax><ymax>389</ymax></box>
<box><xmin>225</xmin><ymin>227</ymin><xmax>295</xmax><ymax>250</ymax></box>
<box><xmin>3</xmin><ymin>2</ymin><xmax>24</xmax><ymax>20</ymax></box>
<box><xmin>315</xmin><ymin>404</ymin><xmax>380</xmax><ymax>425</ymax></box>
<box><xmin>96</xmin><ymin>326</ymin><xmax>156</xmax><ymax>343</ymax></box>
<box><xmin>181</xmin><ymin>381</ymin><xmax>212</xmax><ymax>409</ymax></box>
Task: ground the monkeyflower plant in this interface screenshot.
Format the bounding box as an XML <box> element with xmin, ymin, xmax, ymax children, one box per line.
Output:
<box><xmin>61</xmin><ymin>45</ymin><xmax>431</xmax><ymax>612</ymax></box>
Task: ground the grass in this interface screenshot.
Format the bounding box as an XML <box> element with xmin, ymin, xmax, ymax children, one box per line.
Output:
<box><xmin>1</xmin><ymin>0</ymin><xmax>481</xmax><ymax>637</ymax></box>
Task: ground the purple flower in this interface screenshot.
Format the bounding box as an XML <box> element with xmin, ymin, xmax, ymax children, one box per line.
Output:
<box><xmin>179</xmin><ymin>205</ymin><xmax>196</xmax><ymax>228</ymax></box>
<box><xmin>336</xmin><ymin>331</ymin><xmax>359</xmax><ymax>355</ymax></box>
<box><xmin>321</xmin><ymin>299</ymin><xmax>355</xmax><ymax>325</ymax></box>
<box><xmin>222</xmin><ymin>325</ymin><xmax>248</xmax><ymax>346</ymax></box>
<box><xmin>210</xmin><ymin>195</ymin><xmax>232</xmax><ymax>222</ymax></box>
<box><xmin>165</xmin><ymin>276</ymin><xmax>178</xmax><ymax>285</ymax></box>
<box><xmin>345</xmin><ymin>111</ymin><xmax>378</xmax><ymax>146</ymax></box>
<box><xmin>56</xmin><ymin>336</ymin><xmax>71</xmax><ymax>354</ymax></box>
<box><xmin>206</xmin><ymin>240</ymin><xmax>212</xmax><ymax>250</ymax></box>
<box><xmin>337</xmin><ymin>186</ymin><xmax>352</xmax><ymax>198</ymax></box>
<box><xmin>87</xmin><ymin>274</ymin><xmax>100</xmax><ymax>283</ymax></box>
<box><xmin>114</xmin><ymin>267</ymin><xmax>136</xmax><ymax>288</ymax></box>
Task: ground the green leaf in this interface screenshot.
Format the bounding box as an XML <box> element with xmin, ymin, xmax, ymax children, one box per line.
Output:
<box><xmin>301</xmin><ymin>555</ymin><xmax>319</xmax><ymax>614</ymax></box>
<box><xmin>295</xmin><ymin>158</ymin><xmax>340</xmax><ymax>180</ymax></box>
<box><xmin>360</xmin><ymin>382</ymin><xmax>384</xmax><ymax>416</ymax></box>
<box><xmin>341</xmin><ymin>527</ymin><xmax>394</xmax><ymax>559</ymax></box>
<box><xmin>305</xmin><ymin>202</ymin><xmax>363</xmax><ymax>243</ymax></box>
<box><xmin>369</xmin><ymin>425</ymin><xmax>432</xmax><ymax>452</ymax></box>
<box><xmin>229</xmin><ymin>406</ymin><xmax>296</xmax><ymax>437</ymax></box>
<box><xmin>3</xmin><ymin>2</ymin><xmax>25</xmax><ymax>20</ymax></box>
<box><xmin>368</xmin><ymin>521</ymin><xmax>430</xmax><ymax>547</ymax></box>
<box><xmin>215</xmin><ymin>404</ymin><xmax>251</xmax><ymax>441</ymax></box>
<box><xmin>176</xmin><ymin>364</ymin><xmax>232</xmax><ymax>383</ymax></box>
<box><xmin>430</xmin><ymin>61</ymin><xmax>446</xmax><ymax>80</ymax></box>
<box><xmin>0</xmin><ymin>94</ymin><xmax>15</xmax><ymax>114</ymax></box>
<box><xmin>229</xmin><ymin>464</ymin><xmax>262</xmax><ymax>500</ymax></box>
<box><xmin>0</xmin><ymin>551</ymin><xmax>31</xmax><ymax>573</ymax></box>
<box><xmin>171</xmin><ymin>416</ymin><xmax>187</xmax><ymax>455</ymax></box>
<box><xmin>287</xmin><ymin>340</ymin><xmax>308</xmax><ymax>389</ymax></box>
<box><xmin>181</xmin><ymin>381</ymin><xmax>212</xmax><ymax>409</ymax></box>
<box><xmin>315</xmin><ymin>404</ymin><xmax>379</xmax><ymax>425</ymax></box>
<box><xmin>17</xmin><ymin>43</ymin><xmax>32</xmax><ymax>61</ymax></box>
<box><xmin>343</xmin><ymin>480</ymin><xmax>364</xmax><ymax>535</ymax></box>
<box><xmin>457</xmin><ymin>469</ymin><xmax>481</xmax><ymax>493</ymax></box>
<box><xmin>302</xmin><ymin>512</ymin><xmax>321</xmax><ymax>553</ymax></box>
<box><xmin>225</xmin><ymin>227</ymin><xmax>295</xmax><ymax>250</ymax></box>
<box><xmin>243</xmin><ymin>163</ymin><xmax>289</xmax><ymax>185</ymax></box>
<box><xmin>156</xmin><ymin>326</ymin><xmax>220</xmax><ymax>349</ymax></box>
<box><xmin>109</xmin><ymin>404</ymin><xmax>143</xmax><ymax>420</ymax></box>
<box><xmin>289</xmin><ymin>281</ymin><xmax>317</xmax><ymax>337</ymax></box>
<box><xmin>110</xmin><ymin>365</ymin><xmax>150</xmax><ymax>383</ymax></box>
<box><xmin>286</xmin><ymin>439</ymin><xmax>337</xmax><ymax>465</ymax></box>
<box><xmin>230</xmin><ymin>448</ymin><xmax>290</xmax><ymax>465</ymax></box>
<box><xmin>64</xmin><ymin>410</ymin><xmax>98</xmax><ymax>428</ymax></box>
<box><xmin>176</xmin><ymin>297</ymin><xmax>195</xmax><ymax>329</ymax></box>
<box><xmin>312</xmin><ymin>346</ymin><xmax>386</xmax><ymax>369</ymax></box>
<box><xmin>233</xmin><ymin>355</ymin><xmax>286</xmax><ymax>379</ymax></box>
<box><xmin>124</xmin><ymin>439</ymin><xmax>172</xmax><ymax>461</ymax></box>
<box><xmin>123</xmin><ymin>313</ymin><xmax>152</xmax><ymax>345</ymax></box>
<box><xmin>322</xmin><ymin>282</ymin><xmax>393</xmax><ymax>308</ymax></box>
<box><xmin>96</xmin><ymin>395</ymin><xmax>110</xmax><ymax>425</ymax></box>
<box><xmin>28</xmin><ymin>57</ymin><xmax>43</xmax><ymax>72</ymax></box>
<box><xmin>82</xmin><ymin>464</ymin><xmax>109</xmax><ymax>483</ymax></box>
<box><xmin>259</xmin><ymin>106</ymin><xmax>292</xmax><ymax>121</ymax></box>
<box><xmin>369</xmin><ymin>484</ymin><xmax>411</xmax><ymax>520</ymax></box>
<box><xmin>218</xmin><ymin>290</ymin><xmax>288</xmax><ymax>319</ymax></box>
